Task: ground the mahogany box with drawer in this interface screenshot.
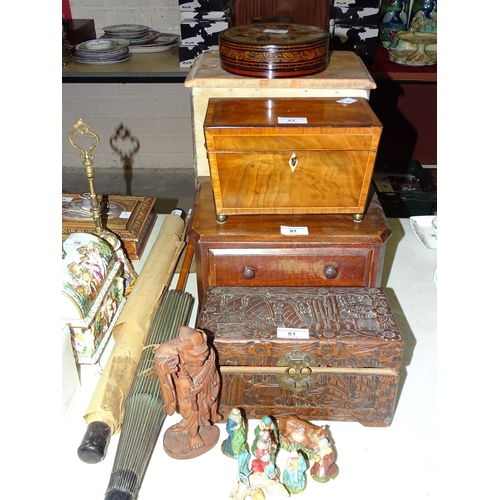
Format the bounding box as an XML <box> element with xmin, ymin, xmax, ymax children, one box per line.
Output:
<box><xmin>203</xmin><ymin>96</ymin><xmax>383</xmax><ymax>220</ymax></box>
<box><xmin>187</xmin><ymin>177</ymin><xmax>392</xmax><ymax>301</ymax></box>
<box><xmin>197</xmin><ymin>286</ymin><xmax>404</xmax><ymax>426</ymax></box>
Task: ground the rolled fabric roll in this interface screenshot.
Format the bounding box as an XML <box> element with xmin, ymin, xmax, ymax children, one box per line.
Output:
<box><xmin>78</xmin><ymin>213</ymin><xmax>186</xmax><ymax>463</ymax></box>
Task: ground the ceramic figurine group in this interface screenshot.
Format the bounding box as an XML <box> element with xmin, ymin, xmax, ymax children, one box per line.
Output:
<box><xmin>153</xmin><ymin>326</ymin><xmax>339</xmax><ymax>496</ymax></box>
<box><xmin>222</xmin><ymin>411</ymin><xmax>339</xmax><ymax>498</ymax></box>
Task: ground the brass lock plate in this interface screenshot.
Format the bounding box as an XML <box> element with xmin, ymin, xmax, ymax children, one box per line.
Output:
<box><xmin>276</xmin><ymin>350</ymin><xmax>318</xmax><ymax>393</ymax></box>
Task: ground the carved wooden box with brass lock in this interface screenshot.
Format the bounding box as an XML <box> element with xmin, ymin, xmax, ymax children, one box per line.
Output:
<box><xmin>197</xmin><ymin>286</ymin><xmax>404</xmax><ymax>427</ymax></box>
<box><xmin>203</xmin><ymin>97</ymin><xmax>383</xmax><ymax>221</ymax></box>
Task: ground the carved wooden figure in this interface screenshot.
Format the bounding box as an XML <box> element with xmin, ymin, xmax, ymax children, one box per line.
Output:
<box><xmin>154</xmin><ymin>325</ymin><xmax>222</xmax><ymax>459</ymax></box>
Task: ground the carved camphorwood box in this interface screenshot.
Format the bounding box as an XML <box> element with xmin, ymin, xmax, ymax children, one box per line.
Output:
<box><xmin>197</xmin><ymin>286</ymin><xmax>404</xmax><ymax>427</ymax></box>
<box><xmin>204</xmin><ymin>97</ymin><xmax>382</xmax><ymax>220</ymax></box>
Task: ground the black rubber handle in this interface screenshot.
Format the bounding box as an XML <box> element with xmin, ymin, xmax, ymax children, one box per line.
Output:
<box><xmin>77</xmin><ymin>421</ymin><xmax>111</xmax><ymax>464</ymax></box>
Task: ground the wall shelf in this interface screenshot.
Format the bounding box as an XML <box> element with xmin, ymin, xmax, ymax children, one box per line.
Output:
<box><xmin>62</xmin><ymin>44</ymin><xmax>437</xmax><ymax>165</ymax></box>
<box><xmin>62</xmin><ymin>47</ymin><xmax>189</xmax><ymax>83</ymax></box>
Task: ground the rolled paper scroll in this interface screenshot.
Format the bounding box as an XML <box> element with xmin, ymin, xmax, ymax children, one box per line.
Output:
<box><xmin>78</xmin><ymin>213</ymin><xmax>186</xmax><ymax>463</ymax></box>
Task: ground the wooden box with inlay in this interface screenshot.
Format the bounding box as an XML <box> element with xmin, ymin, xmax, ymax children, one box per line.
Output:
<box><xmin>203</xmin><ymin>97</ymin><xmax>383</xmax><ymax>221</ymax></box>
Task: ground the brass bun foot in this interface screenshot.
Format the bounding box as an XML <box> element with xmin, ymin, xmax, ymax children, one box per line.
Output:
<box><xmin>353</xmin><ymin>213</ymin><xmax>364</xmax><ymax>223</ymax></box>
<box><xmin>216</xmin><ymin>214</ymin><xmax>228</xmax><ymax>224</ymax></box>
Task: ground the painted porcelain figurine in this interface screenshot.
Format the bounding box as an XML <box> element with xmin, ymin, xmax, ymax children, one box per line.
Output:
<box><xmin>309</xmin><ymin>437</ymin><xmax>339</xmax><ymax>483</ymax></box>
<box><xmin>283</xmin><ymin>451</ymin><xmax>308</xmax><ymax>494</ymax></box>
<box><xmin>251</xmin><ymin>429</ymin><xmax>279</xmax><ymax>481</ymax></box>
<box><xmin>154</xmin><ymin>326</ymin><xmax>222</xmax><ymax>459</ymax></box>
<box><xmin>222</xmin><ymin>407</ymin><xmax>251</xmax><ymax>478</ymax></box>
<box><xmin>229</xmin><ymin>472</ymin><xmax>289</xmax><ymax>500</ymax></box>
<box><xmin>251</xmin><ymin>416</ymin><xmax>279</xmax><ymax>456</ymax></box>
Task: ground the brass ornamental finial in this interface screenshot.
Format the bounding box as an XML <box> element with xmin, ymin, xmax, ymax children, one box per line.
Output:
<box><xmin>68</xmin><ymin>118</ymin><xmax>104</xmax><ymax>235</ymax></box>
<box><xmin>67</xmin><ymin>118</ymin><xmax>138</xmax><ymax>294</ymax></box>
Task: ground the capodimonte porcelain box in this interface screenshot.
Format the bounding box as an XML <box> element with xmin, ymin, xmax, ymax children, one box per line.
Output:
<box><xmin>197</xmin><ymin>286</ymin><xmax>404</xmax><ymax>427</ymax></box>
<box><xmin>62</xmin><ymin>232</ymin><xmax>126</xmax><ymax>364</ymax></box>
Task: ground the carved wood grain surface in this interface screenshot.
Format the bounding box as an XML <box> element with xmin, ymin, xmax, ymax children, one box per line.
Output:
<box><xmin>216</xmin><ymin>372</ymin><xmax>400</xmax><ymax>426</ymax></box>
<box><xmin>198</xmin><ymin>286</ymin><xmax>404</xmax><ymax>369</ymax></box>
<box><xmin>197</xmin><ymin>286</ymin><xmax>403</xmax><ymax>426</ymax></box>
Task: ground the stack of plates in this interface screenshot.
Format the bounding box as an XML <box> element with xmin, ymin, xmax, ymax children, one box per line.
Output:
<box><xmin>74</xmin><ymin>39</ymin><xmax>131</xmax><ymax>65</ymax></box>
<box><xmin>102</xmin><ymin>24</ymin><xmax>161</xmax><ymax>46</ymax></box>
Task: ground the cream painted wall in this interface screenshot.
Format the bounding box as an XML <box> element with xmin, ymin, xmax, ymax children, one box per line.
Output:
<box><xmin>63</xmin><ymin>0</ymin><xmax>195</xmax><ymax>171</ymax></box>
<box><xmin>68</xmin><ymin>0</ymin><xmax>183</xmax><ymax>38</ymax></box>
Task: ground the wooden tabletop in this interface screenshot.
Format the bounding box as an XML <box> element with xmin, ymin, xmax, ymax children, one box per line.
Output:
<box><xmin>188</xmin><ymin>177</ymin><xmax>392</xmax><ymax>246</ymax></box>
<box><xmin>184</xmin><ymin>50</ymin><xmax>377</xmax><ymax>90</ymax></box>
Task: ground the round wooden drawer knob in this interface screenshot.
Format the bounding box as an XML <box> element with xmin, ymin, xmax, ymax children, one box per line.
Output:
<box><xmin>242</xmin><ymin>266</ymin><xmax>255</xmax><ymax>280</ymax></box>
<box><xmin>324</xmin><ymin>266</ymin><xmax>338</xmax><ymax>279</ymax></box>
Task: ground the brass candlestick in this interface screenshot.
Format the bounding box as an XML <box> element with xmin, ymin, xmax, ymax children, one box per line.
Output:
<box><xmin>68</xmin><ymin>118</ymin><xmax>138</xmax><ymax>294</ymax></box>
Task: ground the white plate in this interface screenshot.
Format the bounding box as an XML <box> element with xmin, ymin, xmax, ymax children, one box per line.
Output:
<box><xmin>103</xmin><ymin>24</ymin><xmax>149</xmax><ymax>34</ymax></box>
<box><xmin>74</xmin><ymin>55</ymin><xmax>132</xmax><ymax>65</ymax></box>
<box><xmin>129</xmin><ymin>41</ymin><xmax>179</xmax><ymax>53</ymax></box>
<box><xmin>76</xmin><ymin>39</ymin><xmax>119</xmax><ymax>52</ymax></box>
<box><xmin>409</xmin><ymin>215</ymin><xmax>437</xmax><ymax>251</ymax></box>
<box><xmin>129</xmin><ymin>30</ymin><xmax>162</xmax><ymax>45</ymax></box>
<box><xmin>76</xmin><ymin>39</ymin><xmax>130</xmax><ymax>53</ymax></box>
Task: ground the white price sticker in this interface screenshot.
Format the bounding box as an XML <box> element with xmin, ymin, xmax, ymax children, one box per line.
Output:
<box><xmin>264</xmin><ymin>29</ymin><xmax>289</xmax><ymax>34</ymax></box>
<box><xmin>62</xmin><ymin>196</ymin><xmax>73</xmax><ymax>203</ymax></box>
<box><xmin>281</xmin><ymin>226</ymin><xmax>309</xmax><ymax>236</ymax></box>
<box><xmin>119</xmin><ymin>211</ymin><xmax>131</xmax><ymax>219</ymax></box>
<box><xmin>278</xmin><ymin>117</ymin><xmax>308</xmax><ymax>124</ymax></box>
<box><xmin>337</xmin><ymin>98</ymin><xmax>357</xmax><ymax>105</ymax></box>
<box><xmin>277</xmin><ymin>327</ymin><xmax>310</xmax><ymax>339</ymax></box>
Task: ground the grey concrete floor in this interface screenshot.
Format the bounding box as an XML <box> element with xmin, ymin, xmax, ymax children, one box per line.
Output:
<box><xmin>62</xmin><ymin>167</ymin><xmax>196</xmax><ymax>215</ymax></box>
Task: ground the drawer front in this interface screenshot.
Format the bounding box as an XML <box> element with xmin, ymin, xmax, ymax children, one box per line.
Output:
<box><xmin>207</xmin><ymin>248</ymin><xmax>375</xmax><ymax>287</ymax></box>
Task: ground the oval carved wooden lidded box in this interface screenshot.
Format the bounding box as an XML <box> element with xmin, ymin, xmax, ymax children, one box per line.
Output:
<box><xmin>219</xmin><ymin>23</ymin><xmax>330</xmax><ymax>78</ymax></box>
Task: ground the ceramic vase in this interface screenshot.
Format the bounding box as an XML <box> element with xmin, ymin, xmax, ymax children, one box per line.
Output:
<box><xmin>408</xmin><ymin>0</ymin><xmax>437</xmax><ymax>34</ymax></box>
<box><xmin>379</xmin><ymin>0</ymin><xmax>411</xmax><ymax>48</ymax></box>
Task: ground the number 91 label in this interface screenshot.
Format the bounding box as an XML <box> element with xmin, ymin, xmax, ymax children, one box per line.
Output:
<box><xmin>277</xmin><ymin>327</ymin><xmax>310</xmax><ymax>339</ymax></box>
